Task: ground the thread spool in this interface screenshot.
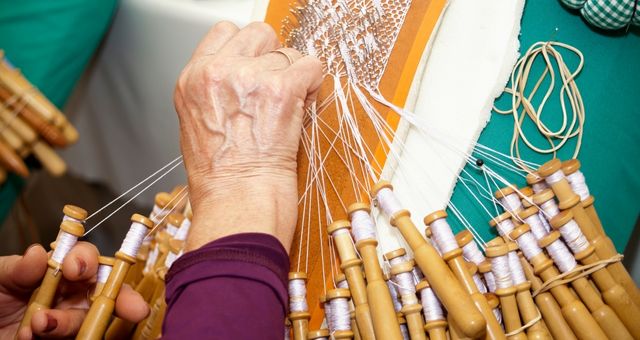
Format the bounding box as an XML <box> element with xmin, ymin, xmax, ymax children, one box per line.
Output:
<box><xmin>517</xmin><ymin>252</ymin><xmax>577</xmax><ymax>340</ymax></box>
<box><xmin>149</xmin><ymin>192</ymin><xmax>172</xmax><ymax>226</ymax></box>
<box><xmin>347</xmin><ymin>203</ymin><xmax>402</xmax><ymax>340</ymax></box>
<box><xmin>327</xmin><ymin>288</ymin><xmax>354</xmax><ymax>339</ymax></box>
<box><xmin>386</xmin><ymin>249</ymin><xmax>426</xmax><ymax>340</ymax></box>
<box><xmin>562</xmin><ymin>160</ymin><xmax>603</xmax><ymax>232</ymax></box>
<box><xmin>385</xmin><ymin>272</ymin><xmax>403</xmax><ymax>314</ymax></box>
<box><xmin>506</xmin><ymin>243</ymin><xmax>551</xmax><ymax>339</ymax></box>
<box><xmin>415</xmin><ymin>280</ymin><xmax>447</xmax><ymax>340</ymax></box>
<box><xmin>425</xmin><ymin>211</ymin><xmax>505</xmax><ymax>340</ymax></box>
<box><xmin>484</xmin><ymin>293</ymin><xmax>503</xmax><ymax>326</ymax></box>
<box><xmin>372</xmin><ymin>181</ymin><xmax>485</xmax><ymax>339</ymax></box>
<box><xmin>494</xmin><ymin>186</ymin><xmax>524</xmax><ymax>214</ymax></box>
<box><xmin>92</xmin><ymin>256</ymin><xmax>115</xmax><ymax>301</ymax></box>
<box><xmin>526</xmin><ymin>172</ymin><xmax>548</xmax><ymax>194</ymax></box>
<box><xmin>165</xmin><ymin>213</ymin><xmax>184</xmax><ymax>237</ymax></box>
<box><xmin>508</xmin><ymin>222</ymin><xmax>608</xmax><ymax>340</ymax></box>
<box><xmin>327</xmin><ymin>220</ymin><xmax>375</xmax><ymax>340</ymax></box>
<box><xmin>17</xmin><ymin>220</ymin><xmax>84</xmax><ymax>333</ymax></box>
<box><xmin>519</xmin><ymin>187</ymin><xmax>534</xmax><ymax>208</ymax></box>
<box><xmin>550</xmin><ymin>211</ymin><xmax>640</xmax><ymax>338</ymax></box>
<box><xmin>289</xmin><ymin>272</ymin><xmax>311</xmax><ymax>340</ymax></box>
<box><xmin>518</xmin><ymin>206</ymin><xmax>551</xmax><ymax>240</ymax></box>
<box><xmin>456</xmin><ymin>230</ymin><xmax>499</xmax><ymax>293</ymax></box>
<box><xmin>307</xmin><ymin>329</ymin><xmax>330</xmax><ymax>340</ymax></box>
<box><xmin>77</xmin><ymin>214</ymin><xmax>153</xmax><ymax>340</ymax></box>
<box><xmin>538</xmin><ymin>160</ymin><xmax>639</xmax><ymax>308</ymax></box>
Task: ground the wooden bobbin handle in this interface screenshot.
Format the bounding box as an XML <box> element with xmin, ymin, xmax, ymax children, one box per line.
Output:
<box><xmin>0</xmin><ymin>139</ymin><xmax>28</xmax><ymax>177</ymax></box>
<box><xmin>372</xmin><ymin>182</ymin><xmax>486</xmax><ymax>339</ymax></box>
<box><xmin>348</xmin><ymin>203</ymin><xmax>403</xmax><ymax>340</ymax></box>
<box><xmin>328</xmin><ymin>220</ymin><xmax>375</xmax><ymax>340</ymax></box>
<box><xmin>513</xmin><ymin>281</ymin><xmax>551</xmax><ymax>340</ymax></box>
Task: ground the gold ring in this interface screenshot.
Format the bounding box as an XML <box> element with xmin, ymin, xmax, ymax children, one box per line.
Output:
<box><xmin>271</xmin><ymin>48</ymin><xmax>295</xmax><ymax>66</ymax></box>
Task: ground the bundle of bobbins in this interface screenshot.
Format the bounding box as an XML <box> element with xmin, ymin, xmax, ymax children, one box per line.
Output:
<box><xmin>0</xmin><ymin>51</ymin><xmax>79</xmax><ymax>182</ymax></box>
<box><xmin>282</xmin><ymin>157</ymin><xmax>638</xmax><ymax>340</ymax></box>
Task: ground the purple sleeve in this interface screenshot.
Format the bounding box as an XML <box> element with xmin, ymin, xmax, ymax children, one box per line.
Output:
<box><xmin>162</xmin><ymin>233</ymin><xmax>290</xmax><ymax>340</ymax></box>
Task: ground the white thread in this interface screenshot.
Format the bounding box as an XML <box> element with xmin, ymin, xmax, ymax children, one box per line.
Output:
<box><xmin>501</xmin><ymin>193</ymin><xmax>523</xmax><ymax>213</ymax></box>
<box><xmin>524</xmin><ymin>214</ymin><xmax>548</xmax><ymax>240</ymax></box>
<box><xmin>51</xmin><ymin>231</ymin><xmax>78</xmax><ymax>265</ymax></box>
<box><xmin>394</xmin><ymin>272</ymin><xmax>418</xmax><ymax>305</ymax></box>
<box><xmin>545</xmin><ymin>239</ymin><xmax>577</xmax><ymax>273</ymax></box>
<box><xmin>540</xmin><ymin>199</ymin><xmax>560</xmax><ymax>217</ymax></box>
<box><xmin>119</xmin><ymin>222</ymin><xmax>148</xmax><ymax>258</ymax></box>
<box><xmin>566</xmin><ymin>171</ymin><xmax>590</xmax><ymax>201</ymax></box>
<box><xmin>97</xmin><ymin>264</ymin><xmax>112</xmax><ymax>284</ymax></box>
<box><xmin>174</xmin><ymin>219</ymin><xmax>191</xmax><ymax>241</ymax></box>
<box><xmin>289</xmin><ymin>279</ymin><xmax>308</xmax><ymax>312</ymax></box>
<box><xmin>349</xmin><ymin>210</ymin><xmax>376</xmax><ymax>242</ymax></box>
<box><xmin>284</xmin><ymin>323</ymin><xmax>291</xmax><ymax>340</ymax></box>
<box><xmin>420</xmin><ymin>286</ymin><xmax>445</xmax><ymax>321</ymax></box>
<box><xmin>538</xmin><ymin>212</ymin><xmax>553</xmax><ymax>233</ymax></box>
<box><xmin>400</xmin><ymin>324</ymin><xmax>410</xmax><ymax>340</ymax></box>
<box><xmin>462</xmin><ymin>241</ymin><xmax>486</xmax><ymax>265</ymax></box>
<box><xmin>63</xmin><ymin>215</ymin><xmax>83</xmax><ymax>224</ymax></box>
<box><xmin>508</xmin><ymin>252</ymin><xmax>527</xmax><ymax>285</ymax></box>
<box><xmin>337</xmin><ymin>279</ymin><xmax>349</xmax><ymax>289</ymax></box>
<box><xmin>496</xmin><ymin>219</ymin><xmax>516</xmax><ymax>237</ymax></box>
<box><xmin>387</xmin><ymin>279</ymin><xmax>402</xmax><ymax>312</ymax></box>
<box><xmin>485</xmin><ymin>272</ymin><xmax>497</xmax><ymax>292</ymax></box>
<box><xmin>493</xmin><ymin>308</ymin><xmax>503</xmax><ymax>325</ymax></box>
<box><xmin>545</xmin><ymin>170</ymin><xmax>565</xmax><ymax>184</ymax></box>
<box><xmin>329</xmin><ymin>297</ymin><xmax>351</xmax><ymax>331</ymax></box>
<box><xmin>430</xmin><ymin>219</ymin><xmax>459</xmax><ymax>254</ymax></box>
<box><xmin>165</xmin><ymin>252</ymin><xmax>178</xmax><ymax>269</ymax></box>
<box><xmin>559</xmin><ymin>220</ymin><xmax>590</xmax><ymax>254</ymax></box>
<box><xmin>412</xmin><ymin>267</ymin><xmax>424</xmax><ymax>280</ymax></box>
<box><xmin>325</xmin><ymin>299</ymin><xmax>334</xmax><ymax>331</ymax></box>
<box><xmin>491</xmin><ymin>255</ymin><xmax>513</xmax><ymax>289</ymax></box>
<box><xmin>532</xmin><ymin>182</ymin><xmax>548</xmax><ymax>193</ymax></box>
<box><xmin>143</xmin><ymin>247</ymin><xmax>158</xmax><ymax>274</ymax></box>
<box><xmin>375</xmin><ymin>187</ymin><xmax>402</xmax><ymax>216</ymax></box>
<box><xmin>149</xmin><ymin>204</ymin><xmax>167</xmax><ymax>225</ymax></box>
<box><xmin>166</xmin><ymin>223</ymin><xmax>179</xmax><ymax>237</ymax></box>
<box><xmin>517</xmin><ymin>232</ymin><xmax>543</xmax><ymax>260</ymax></box>
<box><xmin>473</xmin><ymin>273</ymin><xmax>488</xmax><ymax>293</ymax></box>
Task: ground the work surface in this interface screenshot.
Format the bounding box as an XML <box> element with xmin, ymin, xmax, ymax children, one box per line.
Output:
<box><xmin>0</xmin><ymin>0</ymin><xmax>638</xmax><ymax>251</ymax></box>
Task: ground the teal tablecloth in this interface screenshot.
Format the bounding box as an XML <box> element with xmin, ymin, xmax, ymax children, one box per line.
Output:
<box><xmin>0</xmin><ymin>0</ymin><xmax>117</xmax><ymax>221</ymax></box>
<box><xmin>449</xmin><ymin>0</ymin><xmax>640</xmax><ymax>252</ymax></box>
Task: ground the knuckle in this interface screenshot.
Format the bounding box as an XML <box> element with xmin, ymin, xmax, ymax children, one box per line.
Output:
<box><xmin>245</xmin><ymin>22</ymin><xmax>277</xmax><ymax>43</ymax></box>
<box><xmin>212</xmin><ymin>20</ymin><xmax>239</xmax><ymax>35</ymax></box>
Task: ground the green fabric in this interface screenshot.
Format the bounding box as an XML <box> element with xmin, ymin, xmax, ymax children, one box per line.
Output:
<box><xmin>448</xmin><ymin>0</ymin><xmax>640</xmax><ymax>252</ymax></box>
<box><xmin>0</xmin><ymin>0</ymin><xmax>117</xmax><ymax>222</ymax></box>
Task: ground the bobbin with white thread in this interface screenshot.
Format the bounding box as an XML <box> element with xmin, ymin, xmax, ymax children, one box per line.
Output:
<box><xmin>385</xmin><ymin>249</ymin><xmax>426</xmax><ymax>340</ymax></box>
<box><xmin>347</xmin><ymin>202</ymin><xmax>403</xmax><ymax>340</ymax></box>
<box><xmin>489</xmin><ymin>211</ymin><xmax>517</xmax><ymax>241</ymax></box>
<box><xmin>508</xmin><ymin>222</ymin><xmax>609</xmax><ymax>340</ymax></box>
<box><xmin>518</xmin><ymin>206</ymin><xmax>552</xmax><ymax>240</ymax></box>
<box><xmin>519</xmin><ymin>187</ymin><xmax>535</xmax><ymax>208</ymax></box>
<box><xmin>17</xmin><ymin>220</ymin><xmax>85</xmax><ymax>333</ymax></box>
<box><xmin>526</xmin><ymin>172</ymin><xmax>549</xmax><ymax>194</ymax></box>
<box><xmin>550</xmin><ymin>211</ymin><xmax>640</xmax><ymax>338</ymax></box>
<box><xmin>334</xmin><ymin>274</ymin><xmax>361</xmax><ymax>340</ymax></box>
<box><xmin>62</xmin><ymin>204</ymin><xmax>88</xmax><ymax>224</ymax></box>
<box><xmin>485</xmin><ymin>244</ymin><xmax>527</xmax><ymax>340</ymax></box>
<box><xmin>165</xmin><ymin>213</ymin><xmax>184</xmax><ymax>237</ymax></box>
<box><xmin>371</xmin><ymin>181</ymin><xmax>485</xmax><ymax>339</ymax></box>
<box><xmin>456</xmin><ymin>230</ymin><xmax>499</xmax><ymax>293</ymax></box>
<box><xmin>540</xmin><ymin>161</ymin><xmax>640</xmax><ymax>308</ymax></box>
<box><xmin>484</xmin><ymin>293</ymin><xmax>503</xmax><ymax>326</ymax></box>
<box><xmin>327</xmin><ymin>220</ymin><xmax>375</xmax><ymax>340</ymax></box>
<box><xmin>327</xmin><ymin>288</ymin><xmax>354</xmax><ymax>339</ymax></box>
<box><xmin>149</xmin><ymin>192</ymin><xmax>172</xmax><ymax>226</ymax></box>
<box><xmin>307</xmin><ymin>329</ymin><xmax>330</xmax><ymax>340</ymax></box>
<box><xmin>289</xmin><ymin>272</ymin><xmax>311</xmax><ymax>340</ymax></box>
<box><xmin>424</xmin><ymin>210</ymin><xmax>505</xmax><ymax>340</ymax></box>
<box><xmin>92</xmin><ymin>256</ymin><xmax>115</xmax><ymax>301</ymax></box>
<box><xmin>77</xmin><ymin>214</ymin><xmax>153</xmax><ymax>340</ymax></box>
<box><xmin>562</xmin><ymin>159</ymin><xmax>605</xmax><ymax>234</ymax></box>
<box><xmin>415</xmin><ymin>279</ymin><xmax>447</xmax><ymax>340</ymax></box>
<box><xmin>494</xmin><ymin>186</ymin><xmax>524</xmax><ymax>214</ymax></box>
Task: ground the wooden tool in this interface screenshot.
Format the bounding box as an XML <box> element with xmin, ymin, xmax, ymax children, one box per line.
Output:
<box><xmin>328</xmin><ymin>220</ymin><xmax>375</xmax><ymax>340</ymax></box>
<box><xmin>289</xmin><ymin>272</ymin><xmax>311</xmax><ymax>340</ymax></box>
<box><xmin>385</xmin><ymin>249</ymin><xmax>426</xmax><ymax>340</ymax></box>
<box><xmin>327</xmin><ymin>288</ymin><xmax>355</xmax><ymax>339</ymax></box>
<box><xmin>415</xmin><ymin>279</ymin><xmax>448</xmax><ymax>340</ymax></box>
<box><xmin>92</xmin><ymin>256</ymin><xmax>115</xmax><ymax>301</ymax></box>
<box><xmin>372</xmin><ymin>181</ymin><xmax>486</xmax><ymax>339</ymax></box>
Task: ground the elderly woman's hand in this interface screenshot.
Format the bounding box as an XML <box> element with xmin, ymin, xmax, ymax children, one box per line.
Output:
<box><xmin>174</xmin><ymin>22</ymin><xmax>323</xmax><ymax>252</ymax></box>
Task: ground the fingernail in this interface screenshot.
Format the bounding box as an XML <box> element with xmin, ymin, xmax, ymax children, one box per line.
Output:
<box><xmin>23</xmin><ymin>244</ymin><xmax>38</xmax><ymax>256</ymax></box>
<box><xmin>77</xmin><ymin>258</ymin><xmax>87</xmax><ymax>276</ymax></box>
<box><xmin>44</xmin><ymin>314</ymin><xmax>57</xmax><ymax>332</ymax></box>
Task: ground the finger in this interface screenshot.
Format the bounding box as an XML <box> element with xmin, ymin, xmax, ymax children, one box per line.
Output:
<box><xmin>31</xmin><ymin>308</ymin><xmax>86</xmax><ymax>338</ymax></box>
<box><xmin>0</xmin><ymin>244</ymin><xmax>48</xmax><ymax>294</ymax></box>
<box><xmin>286</xmin><ymin>55</ymin><xmax>324</xmax><ymax>107</ymax></box>
<box><xmin>191</xmin><ymin>21</ymin><xmax>240</xmax><ymax>60</ymax></box>
<box><xmin>217</xmin><ymin>22</ymin><xmax>280</xmax><ymax>57</ymax></box>
<box><xmin>255</xmin><ymin>48</ymin><xmax>303</xmax><ymax>71</ymax></box>
<box><xmin>115</xmin><ymin>284</ymin><xmax>150</xmax><ymax>322</ymax></box>
<box><xmin>62</xmin><ymin>241</ymin><xmax>99</xmax><ymax>282</ymax></box>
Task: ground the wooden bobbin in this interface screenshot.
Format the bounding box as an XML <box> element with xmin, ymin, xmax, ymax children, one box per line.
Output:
<box><xmin>538</xmin><ymin>159</ymin><xmax>640</xmax><ymax>307</ymax></box>
<box><xmin>505</xmin><ymin>243</ymin><xmax>551</xmax><ymax>340</ymax></box>
<box><xmin>561</xmin><ymin>160</ymin><xmax>604</xmax><ymax>233</ymax></box>
<box><xmin>289</xmin><ymin>272</ymin><xmax>311</xmax><ymax>340</ymax></box>
<box><xmin>508</xmin><ymin>223</ymin><xmax>607</xmax><ymax>340</ymax></box>
<box><xmin>526</xmin><ymin>172</ymin><xmax>548</xmax><ymax>194</ymax></box>
<box><xmin>307</xmin><ymin>329</ymin><xmax>330</xmax><ymax>340</ymax></box>
<box><xmin>347</xmin><ymin>203</ymin><xmax>403</xmax><ymax>340</ymax></box>
<box><xmin>92</xmin><ymin>256</ymin><xmax>116</xmax><ymax>301</ymax></box>
<box><xmin>424</xmin><ymin>211</ymin><xmax>505</xmax><ymax>340</ymax></box>
<box><xmin>415</xmin><ymin>280</ymin><xmax>447</xmax><ymax>340</ymax></box>
<box><xmin>17</xmin><ymin>220</ymin><xmax>84</xmax><ymax>333</ymax></box>
<box><xmin>550</xmin><ymin>211</ymin><xmax>640</xmax><ymax>338</ymax></box>
<box><xmin>77</xmin><ymin>214</ymin><xmax>153</xmax><ymax>340</ymax></box>
<box><xmin>485</xmin><ymin>245</ymin><xmax>527</xmax><ymax>340</ymax></box>
<box><xmin>326</xmin><ymin>288</ymin><xmax>355</xmax><ymax>339</ymax></box>
<box><xmin>328</xmin><ymin>220</ymin><xmax>375</xmax><ymax>340</ymax></box>
<box><xmin>517</xmin><ymin>252</ymin><xmax>577</xmax><ymax>340</ymax></box>
<box><xmin>385</xmin><ymin>249</ymin><xmax>426</xmax><ymax>340</ymax></box>
<box><xmin>371</xmin><ymin>182</ymin><xmax>485</xmax><ymax>339</ymax></box>
<box><xmin>133</xmin><ymin>268</ymin><xmax>167</xmax><ymax>340</ymax></box>
<box><xmin>519</xmin><ymin>187</ymin><xmax>534</xmax><ymax>208</ymax></box>
<box><xmin>0</xmin><ymin>138</ymin><xmax>28</xmax><ymax>177</ymax></box>
<box><xmin>494</xmin><ymin>186</ymin><xmax>523</xmax><ymax>215</ymax></box>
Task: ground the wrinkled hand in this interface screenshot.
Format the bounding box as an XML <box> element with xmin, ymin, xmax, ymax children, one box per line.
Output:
<box><xmin>174</xmin><ymin>21</ymin><xmax>323</xmax><ymax>251</ymax></box>
<box><xmin>0</xmin><ymin>243</ymin><xmax>148</xmax><ymax>339</ymax></box>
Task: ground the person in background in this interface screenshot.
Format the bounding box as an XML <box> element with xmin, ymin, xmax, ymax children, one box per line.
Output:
<box><xmin>0</xmin><ymin>21</ymin><xmax>323</xmax><ymax>339</ymax></box>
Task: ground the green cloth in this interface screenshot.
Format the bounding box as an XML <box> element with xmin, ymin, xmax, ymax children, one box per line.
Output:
<box><xmin>0</xmin><ymin>0</ymin><xmax>117</xmax><ymax>222</ymax></box>
<box><xmin>449</xmin><ymin>0</ymin><xmax>640</xmax><ymax>252</ymax></box>
<box><xmin>560</xmin><ymin>0</ymin><xmax>640</xmax><ymax>30</ymax></box>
